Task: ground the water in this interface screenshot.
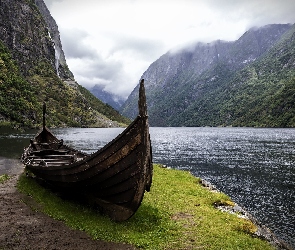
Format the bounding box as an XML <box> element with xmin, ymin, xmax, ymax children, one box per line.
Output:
<box><xmin>0</xmin><ymin>127</ymin><xmax>294</xmax><ymax>247</ymax></box>
<box><xmin>0</xmin><ymin>128</ymin><xmax>38</xmax><ymax>175</ymax></box>
<box><xmin>0</xmin><ymin>127</ymin><xmax>37</xmax><ymax>159</ymax></box>
<box><xmin>150</xmin><ymin>127</ymin><xmax>295</xmax><ymax>248</ymax></box>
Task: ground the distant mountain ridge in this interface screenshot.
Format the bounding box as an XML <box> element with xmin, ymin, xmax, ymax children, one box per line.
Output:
<box><xmin>0</xmin><ymin>0</ymin><xmax>129</xmax><ymax>128</ymax></box>
<box><xmin>89</xmin><ymin>85</ymin><xmax>125</xmax><ymax>111</ymax></box>
<box><xmin>121</xmin><ymin>23</ymin><xmax>295</xmax><ymax>127</ymax></box>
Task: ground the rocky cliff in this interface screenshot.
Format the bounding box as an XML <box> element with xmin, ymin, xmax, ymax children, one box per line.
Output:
<box><xmin>121</xmin><ymin>24</ymin><xmax>295</xmax><ymax>127</ymax></box>
<box><xmin>0</xmin><ymin>0</ymin><xmax>129</xmax><ymax>128</ymax></box>
<box><xmin>0</xmin><ymin>0</ymin><xmax>73</xmax><ymax>80</ymax></box>
<box><xmin>34</xmin><ymin>0</ymin><xmax>74</xmax><ymax>80</ymax></box>
<box><xmin>0</xmin><ymin>0</ymin><xmax>56</xmax><ymax>76</ymax></box>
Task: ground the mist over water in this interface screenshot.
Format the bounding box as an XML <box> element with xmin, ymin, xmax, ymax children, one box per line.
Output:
<box><xmin>0</xmin><ymin>127</ymin><xmax>294</xmax><ymax>247</ymax></box>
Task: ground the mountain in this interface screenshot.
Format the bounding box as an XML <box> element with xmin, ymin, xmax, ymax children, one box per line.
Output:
<box><xmin>0</xmin><ymin>0</ymin><xmax>129</xmax><ymax>128</ymax></box>
<box><xmin>121</xmin><ymin>24</ymin><xmax>295</xmax><ymax>127</ymax></box>
<box><xmin>34</xmin><ymin>0</ymin><xmax>74</xmax><ymax>81</ymax></box>
<box><xmin>89</xmin><ymin>85</ymin><xmax>125</xmax><ymax>111</ymax></box>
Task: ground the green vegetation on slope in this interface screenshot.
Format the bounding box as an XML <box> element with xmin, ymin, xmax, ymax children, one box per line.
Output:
<box><xmin>122</xmin><ymin>24</ymin><xmax>295</xmax><ymax>127</ymax></box>
<box><xmin>17</xmin><ymin>165</ymin><xmax>274</xmax><ymax>250</ymax></box>
<box><xmin>0</xmin><ymin>41</ymin><xmax>129</xmax><ymax>128</ymax></box>
<box><xmin>0</xmin><ymin>174</ymin><xmax>10</xmax><ymax>184</ymax></box>
<box><xmin>0</xmin><ymin>41</ymin><xmax>39</xmax><ymax>128</ymax></box>
<box><xmin>183</xmin><ymin>26</ymin><xmax>295</xmax><ymax>127</ymax></box>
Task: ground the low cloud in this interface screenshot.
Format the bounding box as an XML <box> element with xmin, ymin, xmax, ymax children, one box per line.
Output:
<box><xmin>60</xmin><ymin>28</ymin><xmax>97</xmax><ymax>59</ymax></box>
<box><xmin>44</xmin><ymin>0</ymin><xmax>295</xmax><ymax>99</ymax></box>
<box><xmin>206</xmin><ymin>0</ymin><xmax>295</xmax><ymax>27</ymax></box>
<box><xmin>60</xmin><ymin>29</ymin><xmax>160</xmax><ymax>98</ymax></box>
<box><xmin>43</xmin><ymin>0</ymin><xmax>62</xmax><ymax>8</ymax></box>
<box><xmin>66</xmin><ymin>55</ymin><xmax>127</xmax><ymax>94</ymax></box>
<box><xmin>109</xmin><ymin>34</ymin><xmax>165</xmax><ymax>61</ymax></box>
<box><xmin>59</xmin><ymin>28</ymin><xmax>135</xmax><ymax>97</ymax></box>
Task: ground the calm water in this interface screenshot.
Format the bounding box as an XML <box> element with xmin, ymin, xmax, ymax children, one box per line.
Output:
<box><xmin>0</xmin><ymin>127</ymin><xmax>294</xmax><ymax>247</ymax></box>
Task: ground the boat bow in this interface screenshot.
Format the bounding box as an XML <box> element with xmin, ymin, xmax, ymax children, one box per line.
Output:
<box><xmin>22</xmin><ymin>79</ymin><xmax>153</xmax><ymax>221</ymax></box>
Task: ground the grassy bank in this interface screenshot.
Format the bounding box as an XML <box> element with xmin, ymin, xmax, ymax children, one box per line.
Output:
<box><xmin>17</xmin><ymin>165</ymin><xmax>274</xmax><ymax>250</ymax></box>
<box><xmin>0</xmin><ymin>174</ymin><xmax>10</xmax><ymax>184</ymax></box>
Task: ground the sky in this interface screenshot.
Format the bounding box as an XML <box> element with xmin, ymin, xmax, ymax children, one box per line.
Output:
<box><xmin>43</xmin><ymin>0</ymin><xmax>295</xmax><ymax>99</ymax></box>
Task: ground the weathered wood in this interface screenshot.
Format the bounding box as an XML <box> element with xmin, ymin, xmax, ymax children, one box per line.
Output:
<box><xmin>22</xmin><ymin>79</ymin><xmax>153</xmax><ymax>222</ymax></box>
<box><xmin>30</xmin><ymin>158</ymin><xmax>74</xmax><ymax>163</ymax></box>
<box><xmin>28</xmin><ymin>155</ymin><xmax>73</xmax><ymax>158</ymax></box>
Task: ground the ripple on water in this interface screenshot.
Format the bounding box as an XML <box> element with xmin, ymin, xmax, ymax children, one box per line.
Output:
<box><xmin>1</xmin><ymin>127</ymin><xmax>294</xmax><ymax>247</ymax></box>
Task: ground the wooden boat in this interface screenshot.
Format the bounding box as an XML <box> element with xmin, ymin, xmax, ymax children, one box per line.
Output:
<box><xmin>22</xmin><ymin>79</ymin><xmax>153</xmax><ymax>222</ymax></box>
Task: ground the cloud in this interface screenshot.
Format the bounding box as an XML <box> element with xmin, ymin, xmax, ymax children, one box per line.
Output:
<box><xmin>109</xmin><ymin>34</ymin><xmax>166</xmax><ymax>61</ymax></box>
<box><xmin>43</xmin><ymin>0</ymin><xmax>295</xmax><ymax>99</ymax></box>
<box><xmin>66</xmin><ymin>52</ymin><xmax>129</xmax><ymax>96</ymax></box>
<box><xmin>60</xmin><ymin>28</ymin><xmax>97</xmax><ymax>59</ymax></box>
<box><xmin>205</xmin><ymin>0</ymin><xmax>295</xmax><ymax>27</ymax></box>
<box><xmin>63</xmin><ymin>42</ymin><xmax>136</xmax><ymax>98</ymax></box>
<box><xmin>42</xmin><ymin>0</ymin><xmax>62</xmax><ymax>8</ymax></box>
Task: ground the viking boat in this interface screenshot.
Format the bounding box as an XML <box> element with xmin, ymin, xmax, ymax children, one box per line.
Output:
<box><xmin>22</xmin><ymin>79</ymin><xmax>153</xmax><ymax>222</ymax></box>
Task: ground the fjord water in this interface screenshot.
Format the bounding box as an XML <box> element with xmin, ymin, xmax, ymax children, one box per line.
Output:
<box><xmin>149</xmin><ymin>127</ymin><xmax>295</xmax><ymax>248</ymax></box>
<box><xmin>0</xmin><ymin>127</ymin><xmax>294</xmax><ymax>247</ymax></box>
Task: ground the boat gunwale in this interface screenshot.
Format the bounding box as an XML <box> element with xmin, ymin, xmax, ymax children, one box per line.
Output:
<box><xmin>26</xmin><ymin>114</ymin><xmax>146</xmax><ymax>172</ymax></box>
<box><xmin>28</xmin><ymin>144</ymin><xmax>142</xmax><ymax>184</ymax></box>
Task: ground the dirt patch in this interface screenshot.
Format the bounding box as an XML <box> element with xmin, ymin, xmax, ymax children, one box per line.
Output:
<box><xmin>0</xmin><ymin>175</ymin><xmax>137</xmax><ymax>250</ymax></box>
<box><xmin>171</xmin><ymin>212</ymin><xmax>194</xmax><ymax>221</ymax></box>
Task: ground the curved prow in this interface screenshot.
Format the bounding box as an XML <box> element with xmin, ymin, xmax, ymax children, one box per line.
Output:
<box><xmin>138</xmin><ymin>79</ymin><xmax>147</xmax><ymax>117</ymax></box>
<box><xmin>23</xmin><ymin>82</ymin><xmax>153</xmax><ymax>222</ymax></box>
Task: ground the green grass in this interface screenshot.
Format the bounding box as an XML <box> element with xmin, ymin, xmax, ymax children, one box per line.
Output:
<box><xmin>17</xmin><ymin>165</ymin><xmax>274</xmax><ymax>249</ymax></box>
<box><xmin>0</xmin><ymin>174</ymin><xmax>10</xmax><ymax>184</ymax></box>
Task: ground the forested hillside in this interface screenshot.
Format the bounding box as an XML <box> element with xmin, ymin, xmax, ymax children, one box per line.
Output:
<box><xmin>121</xmin><ymin>24</ymin><xmax>295</xmax><ymax>127</ymax></box>
<box><xmin>0</xmin><ymin>0</ymin><xmax>129</xmax><ymax>129</ymax></box>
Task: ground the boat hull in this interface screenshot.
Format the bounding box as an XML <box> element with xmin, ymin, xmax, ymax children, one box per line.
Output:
<box><xmin>22</xmin><ymin>80</ymin><xmax>153</xmax><ymax>221</ymax></box>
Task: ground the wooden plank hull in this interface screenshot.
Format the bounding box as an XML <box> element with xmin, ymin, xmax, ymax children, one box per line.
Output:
<box><xmin>22</xmin><ymin>80</ymin><xmax>153</xmax><ymax>221</ymax></box>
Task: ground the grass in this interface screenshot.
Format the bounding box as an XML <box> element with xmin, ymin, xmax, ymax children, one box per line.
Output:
<box><xmin>17</xmin><ymin>165</ymin><xmax>275</xmax><ymax>250</ymax></box>
<box><xmin>0</xmin><ymin>174</ymin><xmax>10</xmax><ymax>184</ymax></box>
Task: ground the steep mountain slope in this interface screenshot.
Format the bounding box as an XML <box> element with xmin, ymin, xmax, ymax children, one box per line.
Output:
<box><xmin>121</xmin><ymin>24</ymin><xmax>295</xmax><ymax>127</ymax></box>
<box><xmin>0</xmin><ymin>0</ymin><xmax>129</xmax><ymax>128</ymax></box>
<box><xmin>34</xmin><ymin>0</ymin><xmax>74</xmax><ymax>80</ymax></box>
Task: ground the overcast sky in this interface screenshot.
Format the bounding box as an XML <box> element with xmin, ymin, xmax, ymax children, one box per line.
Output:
<box><xmin>43</xmin><ymin>0</ymin><xmax>295</xmax><ymax>99</ymax></box>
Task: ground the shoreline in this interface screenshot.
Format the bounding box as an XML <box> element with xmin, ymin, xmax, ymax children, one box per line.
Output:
<box><xmin>0</xmin><ymin>157</ymin><xmax>24</xmax><ymax>176</ymax></box>
<box><xmin>1</xmin><ymin>159</ymin><xmax>293</xmax><ymax>249</ymax></box>
<box><xmin>1</xmin><ymin>157</ymin><xmax>136</xmax><ymax>249</ymax></box>
<box><xmin>0</xmin><ymin>173</ymin><xmax>137</xmax><ymax>250</ymax></box>
<box><xmin>199</xmin><ymin>179</ymin><xmax>294</xmax><ymax>250</ymax></box>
